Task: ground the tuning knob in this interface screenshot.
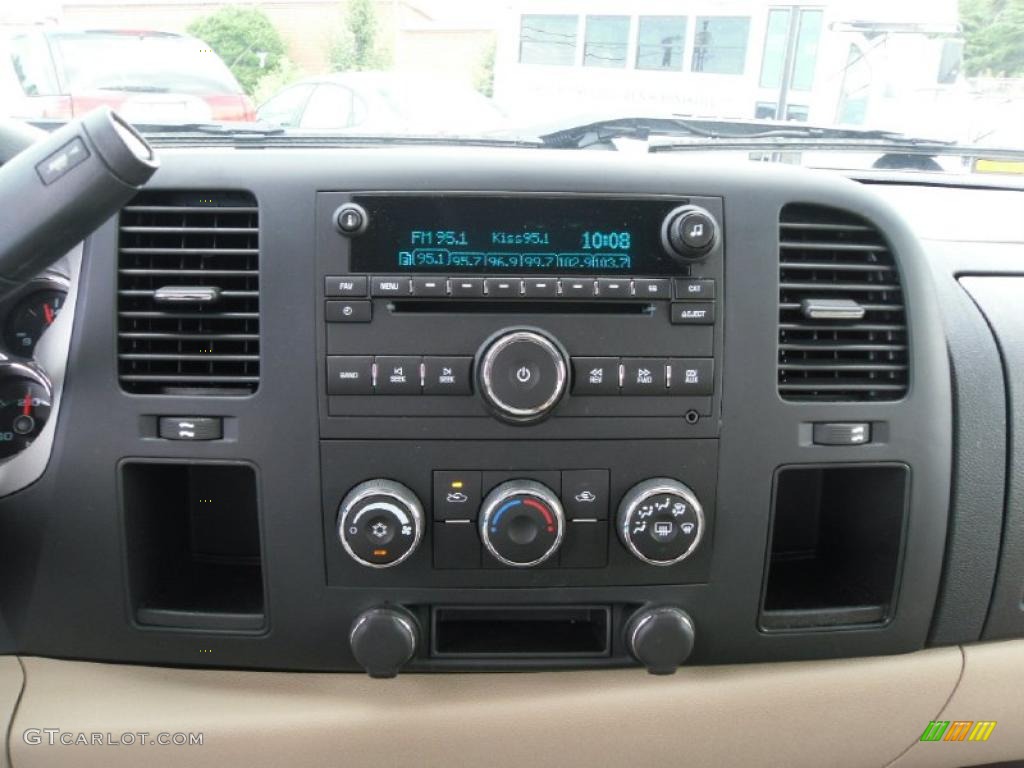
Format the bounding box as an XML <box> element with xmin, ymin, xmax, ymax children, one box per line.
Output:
<box><xmin>349</xmin><ymin>607</ymin><xmax>418</xmax><ymax>678</ymax></box>
<box><xmin>662</xmin><ymin>205</ymin><xmax>718</xmax><ymax>261</ymax></box>
<box><xmin>338</xmin><ymin>479</ymin><xmax>424</xmax><ymax>568</ymax></box>
<box><xmin>617</xmin><ymin>478</ymin><xmax>705</xmax><ymax>566</ymax></box>
<box><xmin>476</xmin><ymin>329</ymin><xmax>568</xmax><ymax>424</ymax></box>
<box><xmin>626</xmin><ymin>606</ymin><xmax>696</xmax><ymax>675</ymax></box>
<box><xmin>479</xmin><ymin>480</ymin><xmax>565</xmax><ymax>567</ymax></box>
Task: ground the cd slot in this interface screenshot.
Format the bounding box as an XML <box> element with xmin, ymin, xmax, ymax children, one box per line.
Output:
<box><xmin>390</xmin><ymin>300</ymin><xmax>653</xmax><ymax>315</ymax></box>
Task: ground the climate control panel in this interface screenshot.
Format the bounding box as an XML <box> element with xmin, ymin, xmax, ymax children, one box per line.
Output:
<box><xmin>322</xmin><ymin>439</ymin><xmax>717</xmax><ymax>589</ymax></box>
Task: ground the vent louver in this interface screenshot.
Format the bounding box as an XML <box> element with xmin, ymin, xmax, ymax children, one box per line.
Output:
<box><xmin>118</xmin><ymin>190</ymin><xmax>260</xmax><ymax>395</ymax></box>
<box><xmin>778</xmin><ymin>204</ymin><xmax>908</xmax><ymax>401</ymax></box>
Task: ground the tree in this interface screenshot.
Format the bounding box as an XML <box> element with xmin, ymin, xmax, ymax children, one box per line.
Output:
<box><xmin>329</xmin><ymin>0</ymin><xmax>390</xmax><ymax>72</ymax></box>
<box><xmin>474</xmin><ymin>39</ymin><xmax>496</xmax><ymax>98</ymax></box>
<box><xmin>961</xmin><ymin>0</ymin><xmax>1024</xmax><ymax>76</ymax></box>
<box><xmin>187</xmin><ymin>7</ymin><xmax>287</xmax><ymax>95</ymax></box>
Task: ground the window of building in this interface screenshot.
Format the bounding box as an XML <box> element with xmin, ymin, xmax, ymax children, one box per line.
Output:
<box><xmin>636</xmin><ymin>16</ymin><xmax>687</xmax><ymax>71</ymax></box>
<box><xmin>692</xmin><ymin>17</ymin><xmax>751</xmax><ymax>75</ymax></box>
<box><xmin>583</xmin><ymin>16</ymin><xmax>630</xmax><ymax>68</ymax></box>
<box><xmin>791</xmin><ymin>10</ymin><xmax>823</xmax><ymax>91</ymax></box>
<box><xmin>759</xmin><ymin>9</ymin><xmax>791</xmax><ymax>89</ymax></box>
<box><xmin>520</xmin><ymin>15</ymin><xmax>578</xmax><ymax>66</ymax></box>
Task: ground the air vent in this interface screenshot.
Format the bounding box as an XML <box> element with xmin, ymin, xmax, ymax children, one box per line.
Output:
<box><xmin>118</xmin><ymin>190</ymin><xmax>259</xmax><ymax>395</ymax></box>
<box><xmin>778</xmin><ymin>204</ymin><xmax>907</xmax><ymax>401</ymax></box>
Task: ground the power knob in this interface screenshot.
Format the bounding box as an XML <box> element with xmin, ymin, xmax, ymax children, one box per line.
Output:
<box><xmin>476</xmin><ymin>329</ymin><xmax>568</xmax><ymax>424</ymax></box>
<box><xmin>662</xmin><ymin>205</ymin><xmax>719</xmax><ymax>261</ymax></box>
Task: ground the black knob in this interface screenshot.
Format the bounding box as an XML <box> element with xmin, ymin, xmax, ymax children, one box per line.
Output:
<box><xmin>479</xmin><ymin>480</ymin><xmax>565</xmax><ymax>567</ymax></box>
<box><xmin>334</xmin><ymin>202</ymin><xmax>368</xmax><ymax>235</ymax></box>
<box><xmin>476</xmin><ymin>329</ymin><xmax>568</xmax><ymax>424</ymax></box>
<box><xmin>626</xmin><ymin>606</ymin><xmax>696</xmax><ymax>675</ymax></box>
<box><xmin>349</xmin><ymin>607</ymin><xmax>418</xmax><ymax>678</ymax></box>
<box><xmin>338</xmin><ymin>480</ymin><xmax>424</xmax><ymax>568</ymax></box>
<box><xmin>663</xmin><ymin>205</ymin><xmax>718</xmax><ymax>261</ymax></box>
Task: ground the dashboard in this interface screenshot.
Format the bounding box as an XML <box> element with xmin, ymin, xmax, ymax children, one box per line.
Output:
<box><xmin>0</xmin><ymin>146</ymin><xmax>1020</xmax><ymax>690</ymax></box>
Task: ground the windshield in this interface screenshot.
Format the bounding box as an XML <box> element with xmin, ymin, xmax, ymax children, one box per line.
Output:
<box><xmin>1</xmin><ymin>0</ymin><xmax>1022</xmax><ymax>173</ymax></box>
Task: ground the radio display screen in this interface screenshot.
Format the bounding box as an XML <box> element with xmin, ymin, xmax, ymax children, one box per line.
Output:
<box><xmin>348</xmin><ymin>195</ymin><xmax>689</xmax><ymax>275</ymax></box>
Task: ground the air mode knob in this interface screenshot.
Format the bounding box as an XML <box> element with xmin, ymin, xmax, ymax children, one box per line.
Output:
<box><xmin>617</xmin><ymin>478</ymin><xmax>705</xmax><ymax>566</ymax></box>
<box><xmin>662</xmin><ymin>205</ymin><xmax>719</xmax><ymax>261</ymax></box>
<box><xmin>626</xmin><ymin>606</ymin><xmax>696</xmax><ymax>675</ymax></box>
<box><xmin>476</xmin><ymin>329</ymin><xmax>568</xmax><ymax>424</ymax></box>
<box><xmin>338</xmin><ymin>479</ymin><xmax>424</xmax><ymax>568</ymax></box>
<box><xmin>349</xmin><ymin>607</ymin><xmax>418</xmax><ymax>678</ymax></box>
<box><xmin>479</xmin><ymin>480</ymin><xmax>566</xmax><ymax>567</ymax></box>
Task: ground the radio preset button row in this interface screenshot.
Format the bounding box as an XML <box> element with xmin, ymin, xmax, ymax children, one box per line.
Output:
<box><xmin>346</xmin><ymin>276</ymin><xmax>684</xmax><ymax>300</ymax></box>
<box><xmin>572</xmin><ymin>357</ymin><xmax>713</xmax><ymax>396</ymax></box>
<box><xmin>327</xmin><ymin>356</ymin><xmax>472</xmax><ymax>395</ymax></box>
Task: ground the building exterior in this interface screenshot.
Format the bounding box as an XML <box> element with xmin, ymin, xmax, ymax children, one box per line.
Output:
<box><xmin>493</xmin><ymin>0</ymin><xmax>965</xmax><ymax>135</ymax></box>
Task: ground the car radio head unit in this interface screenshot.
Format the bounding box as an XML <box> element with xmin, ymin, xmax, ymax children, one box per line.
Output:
<box><xmin>348</xmin><ymin>194</ymin><xmax>699</xmax><ymax>275</ymax></box>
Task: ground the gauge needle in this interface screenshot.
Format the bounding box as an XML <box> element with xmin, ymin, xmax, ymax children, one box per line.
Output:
<box><xmin>43</xmin><ymin>303</ymin><xmax>55</xmax><ymax>325</ymax></box>
<box><xmin>22</xmin><ymin>389</ymin><xmax>32</xmax><ymax>416</ymax></box>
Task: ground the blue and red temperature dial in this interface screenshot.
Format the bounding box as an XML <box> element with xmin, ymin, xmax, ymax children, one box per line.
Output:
<box><xmin>479</xmin><ymin>480</ymin><xmax>565</xmax><ymax>567</ymax></box>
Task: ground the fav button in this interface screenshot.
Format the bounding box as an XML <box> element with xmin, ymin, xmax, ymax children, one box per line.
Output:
<box><xmin>325</xmin><ymin>275</ymin><xmax>368</xmax><ymax>297</ymax></box>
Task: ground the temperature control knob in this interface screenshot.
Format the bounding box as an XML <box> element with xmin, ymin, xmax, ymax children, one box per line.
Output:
<box><xmin>338</xmin><ymin>479</ymin><xmax>424</xmax><ymax>568</ymax></box>
<box><xmin>479</xmin><ymin>480</ymin><xmax>565</xmax><ymax>567</ymax></box>
<box><xmin>626</xmin><ymin>606</ymin><xmax>696</xmax><ymax>675</ymax></box>
<box><xmin>477</xmin><ymin>329</ymin><xmax>568</xmax><ymax>424</ymax></box>
<box><xmin>350</xmin><ymin>607</ymin><xmax>418</xmax><ymax>678</ymax></box>
<box><xmin>663</xmin><ymin>205</ymin><xmax>719</xmax><ymax>261</ymax></box>
<box><xmin>617</xmin><ymin>478</ymin><xmax>705</xmax><ymax>566</ymax></box>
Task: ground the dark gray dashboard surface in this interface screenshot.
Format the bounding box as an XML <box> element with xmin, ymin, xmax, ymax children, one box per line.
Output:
<box><xmin>0</xmin><ymin>148</ymin><xmax>963</xmax><ymax>669</ymax></box>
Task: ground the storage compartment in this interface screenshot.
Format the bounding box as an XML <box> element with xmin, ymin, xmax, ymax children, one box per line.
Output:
<box><xmin>121</xmin><ymin>461</ymin><xmax>265</xmax><ymax>631</ymax></box>
<box><xmin>431</xmin><ymin>606</ymin><xmax>610</xmax><ymax>657</ymax></box>
<box><xmin>761</xmin><ymin>464</ymin><xmax>909</xmax><ymax>630</ymax></box>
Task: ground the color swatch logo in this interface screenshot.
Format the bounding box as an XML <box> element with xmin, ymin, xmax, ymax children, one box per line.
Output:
<box><xmin>920</xmin><ymin>721</ymin><xmax>996</xmax><ymax>742</ymax></box>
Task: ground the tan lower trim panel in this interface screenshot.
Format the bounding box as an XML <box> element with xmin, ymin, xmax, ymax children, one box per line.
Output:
<box><xmin>1</xmin><ymin>657</ymin><xmax>24</xmax><ymax>768</ymax></box>
<box><xmin>890</xmin><ymin>640</ymin><xmax>1024</xmax><ymax>767</ymax></box>
<box><xmin>6</xmin><ymin>649</ymin><xmax>966</xmax><ymax>768</ymax></box>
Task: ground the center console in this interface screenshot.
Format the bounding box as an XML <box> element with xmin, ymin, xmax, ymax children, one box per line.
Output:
<box><xmin>316</xmin><ymin>191</ymin><xmax>726</xmax><ymax>673</ymax></box>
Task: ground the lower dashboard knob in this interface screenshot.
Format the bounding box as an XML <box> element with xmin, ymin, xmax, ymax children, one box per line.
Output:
<box><xmin>476</xmin><ymin>329</ymin><xmax>568</xmax><ymax>424</ymax></box>
<box><xmin>626</xmin><ymin>606</ymin><xmax>696</xmax><ymax>675</ymax></box>
<box><xmin>349</xmin><ymin>607</ymin><xmax>418</xmax><ymax>678</ymax></box>
<box><xmin>479</xmin><ymin>480</ymin><xmax>565</xmax><ymax>567</ymax></box>
<box><xmin>617</xmin><ymin>478</ymin><xmax>705</xmax><ymax>566</ymax></box>
<box><xmin>338</xmin><ymin>479</ymin><xmax>424</xmax><ymax>568</ymax></box>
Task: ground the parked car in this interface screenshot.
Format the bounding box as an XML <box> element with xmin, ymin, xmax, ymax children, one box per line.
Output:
<box><xmin>2</xmin><ymin>28</ymin><xmax>255</xmax><ymax>123</ymax></box>
<box><xmin>257</xmin><ymin>71</ymin><xmax>505</xmax><ymax>134</ymax></box>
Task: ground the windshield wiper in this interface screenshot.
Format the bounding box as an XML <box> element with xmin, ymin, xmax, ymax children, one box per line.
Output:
<box><xmin>535</xmin><ymin>115</ymin><xmax>945</xmax><ymax>149</ymax></box>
